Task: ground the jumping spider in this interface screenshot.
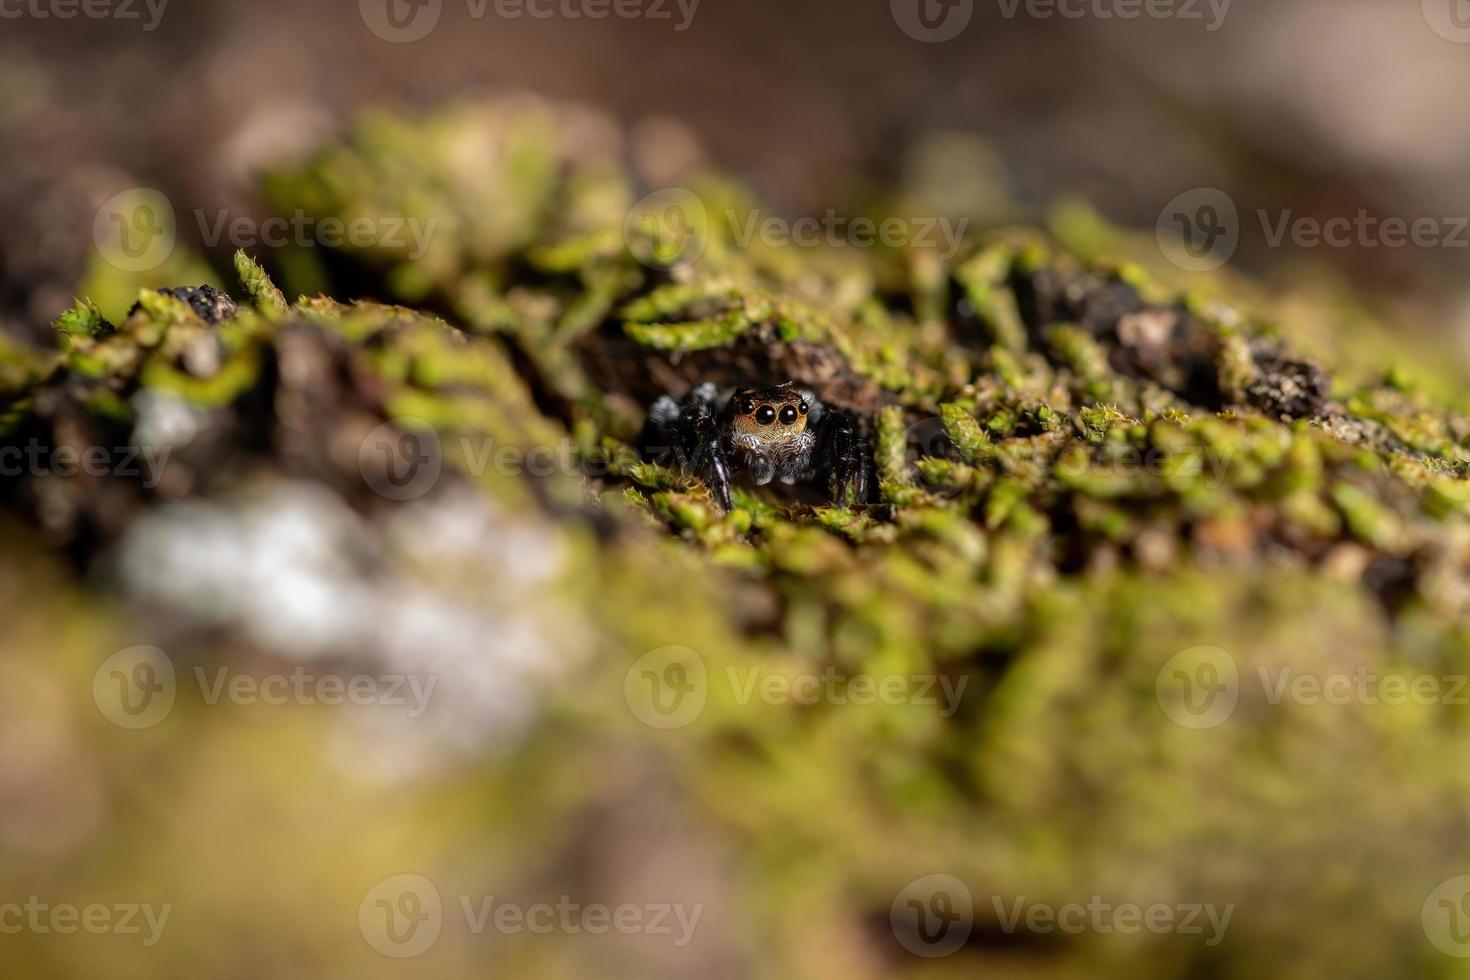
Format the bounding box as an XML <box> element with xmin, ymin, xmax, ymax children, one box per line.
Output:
<box><xmin>647</xmin><ymin>381</ymin><xmax>873</xmax><ymax>512</ymax></box>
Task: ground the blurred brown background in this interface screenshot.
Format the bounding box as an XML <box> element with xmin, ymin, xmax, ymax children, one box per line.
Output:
<box><xmin>4</xmin><ymin>0</ymin><xmax>1469</xmax><ymax>352</ymax></box>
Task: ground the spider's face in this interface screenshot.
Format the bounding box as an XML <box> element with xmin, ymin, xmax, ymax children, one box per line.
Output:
<box><xmin>729</xmin><ymin>384</ymin><xmax>810</xmax><ymax>450</ymax></box>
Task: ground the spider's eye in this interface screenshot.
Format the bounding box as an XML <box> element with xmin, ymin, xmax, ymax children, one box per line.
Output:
<box><xmin>798</xmin><ymin>402</ymin><xmax>808</xmax><ymax>415</ymax></box>
<box><xmin>779</xmin><ymin>406</ymin><xmax>799</xmax><ymax>425</ymax></box>
<box><xmin>739</xmin><ymin>400</ymin><xmax>756</xmax><ymax>415</ymax></box>
<box><xmin>755</xmin><ymin>406</ymin><xmax>777</xmax><ymax>425</ymax></box>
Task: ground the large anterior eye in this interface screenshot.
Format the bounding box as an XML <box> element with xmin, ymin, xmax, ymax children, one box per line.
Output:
<box><xmin>779</xmin><ymin>406</ymin><xmax>798</xmax><ymax>425</ymax></box>
<box><xmin>755</xmin><ymin>406</ymin><xmax>777</xmax><ymax>425</ymax></box>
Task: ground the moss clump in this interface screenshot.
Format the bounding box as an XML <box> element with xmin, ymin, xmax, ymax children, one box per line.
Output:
<box><xmin>6</xmin><ymin>99</ymin><xmax>1470</xmax><ymax>979</ymax></box>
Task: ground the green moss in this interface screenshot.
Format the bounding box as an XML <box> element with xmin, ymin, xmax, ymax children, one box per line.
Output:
<box><xmin>52</xmin><ymin>298</ymin><xmax>111</xmax><ymax>340</ymax></box>
<box><xmin>10</xmin><ymin>98</ymin><xmax>1470</xmax><ymax>980</ymax></box>
<box><xmin>624</xmin><ymin>309</ymin><xmax>753</xmax><ymax>351</ymax></box>
<box><xmin>939</xmin><ymin>402</ymin><xmax>996</xmax><ymax>465</ymax></box>
<box><xmin>233</xmin><ymin>249</ymin><xmax>289</xmax><ymax>316</ymax></box>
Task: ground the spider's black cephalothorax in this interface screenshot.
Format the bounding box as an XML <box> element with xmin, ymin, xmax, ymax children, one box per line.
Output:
<box><xmin>646</xmin><ymin>381</ymin><xmax>873</xmax><ymax>512</ymax></box>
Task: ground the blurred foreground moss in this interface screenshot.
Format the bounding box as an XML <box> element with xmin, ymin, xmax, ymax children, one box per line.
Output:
<box><xmin>4</xmin><ymin>99</ymin><xmax>1470</xmax><ymax>979</ymax></box>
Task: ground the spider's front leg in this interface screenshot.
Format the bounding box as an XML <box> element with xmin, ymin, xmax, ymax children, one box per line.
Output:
<box><xmin>816</xmin><ymin>406</ymin><xmax>873</xmax><ymax>508</ymax></box>
<box><xmin>648</xmin><ymin>383</ymin><xmax>734</xmax><ymax>513</ymax></box>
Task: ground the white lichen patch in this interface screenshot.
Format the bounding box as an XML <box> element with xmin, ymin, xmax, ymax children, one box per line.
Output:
<box><xmin>114</xmin><ymin>480</ymin><xmax>585</xmax><ymax>778</ymax></box>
